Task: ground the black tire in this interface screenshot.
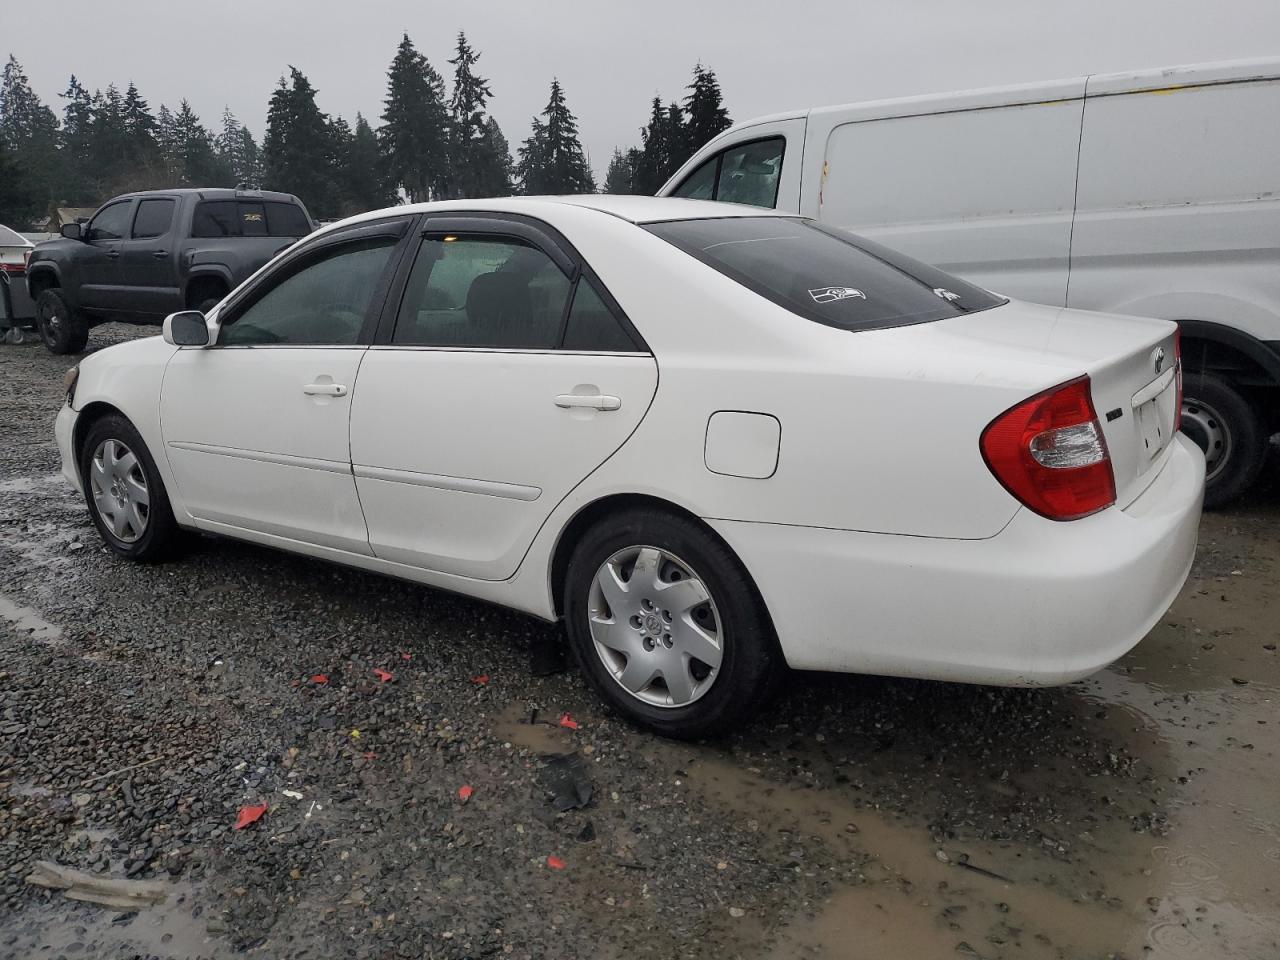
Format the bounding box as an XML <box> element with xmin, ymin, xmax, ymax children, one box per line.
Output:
<box><xmin>35</xmin><ymin>288</ymin><xmax>89</xmax><ymax>355</ymax></box>
<box><xmin>1181</xmin><ymin>372</ymin><xmax>1267</xmax><ymax>510</ymax></box>
<box><xmin>563</xmin><ymin>509</ymin><xmax>782</xmax><ymax>739</ymax></box>
<box><xmin>79</xmin><ymin>413</ymin><xmax>183</xmax><ymax>561</ymax></box>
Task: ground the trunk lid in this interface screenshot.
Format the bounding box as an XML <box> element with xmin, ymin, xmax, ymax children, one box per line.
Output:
<box><xmin>922</xmin><ymin>300</ymin><xmax>1181</xmax><ymax>509</ymax></box>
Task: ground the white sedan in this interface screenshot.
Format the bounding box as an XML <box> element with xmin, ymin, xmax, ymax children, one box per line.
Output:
<box><xmin>54</xmin><ymin>196</ymin><xmax>1204</xmax><ymax>737</ymax></box>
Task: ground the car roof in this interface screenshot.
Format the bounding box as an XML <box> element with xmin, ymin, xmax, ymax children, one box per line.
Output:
<box><xmin>113</xmin><ymin>188</ymin><xmax>303</xmax><ymax>204</ymax></box>
<box><xmin>539</xmin><ymin>194</ymin><xmax>791</xmax><ymax>224</ymax></box>
<box><xmin>0</xmin><ymin>224</ymin><xmax>33</xmax><ymax>247</ymax></box>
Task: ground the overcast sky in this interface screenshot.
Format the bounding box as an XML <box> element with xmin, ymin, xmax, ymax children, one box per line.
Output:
<box><xmin>4</xmin><ymin>0</ymin><xmax>1279</xmax><ymax>180</ymax></box>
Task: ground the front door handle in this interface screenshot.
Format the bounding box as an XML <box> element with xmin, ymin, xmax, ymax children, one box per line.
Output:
<box><xmin>105</xmin><ymin>250</ymin><xmax>119</xmax><ymax>259</ymax></box>
<box><xmin>303</xmin><ymin>383</ymin><xmax>348</xmax><ymax>397</ymax></box>
<box><xmin>151</xmin><ymin>250</ymin><xmax>167</xmax><ymax>259</ymax></box>
<box><xmin>555</xmin><ymin>393</ymin><xmax>621</xmax><ymax>411</ymax></box>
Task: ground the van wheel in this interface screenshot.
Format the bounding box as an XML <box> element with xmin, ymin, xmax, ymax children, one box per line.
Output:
<box><xmin>79</xmin><ymin>414</ymin><xmax>183</xmax><ymax>561</ymax></box>
<box><xmin>1181</xmin><ymin>373</ymin><xmax>1265</xmax><ymax>509</ymax></box>
<box><xmin>36</xmin><ymin>289</ymin><xmax>89</xmax><ymax>355</ymax></box>
<box><xmin>563</xmin><ymin>509</ymin><xmax>782</xmax><ymax>739</ymax></box>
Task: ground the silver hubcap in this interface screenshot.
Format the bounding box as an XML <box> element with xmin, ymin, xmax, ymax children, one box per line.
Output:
<box><xmin>89</xmin><ymin>438</ymin><xmax>150</xmax><ymax>543</ymax></box>
<box><xmin>1180</xmin><ymin>397</ymin><xmax>1231</xmax><ymax>482</ymax></box>
<box><xmin>587</xmin><ymin>546</ymin><xmax>723</xmax><ymax>709</ymax></box>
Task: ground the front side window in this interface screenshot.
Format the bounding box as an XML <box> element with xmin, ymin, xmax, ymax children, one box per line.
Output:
<box><xmin>646</xmin><ymin>217</ymin><xmax>1005</xmax><ymax>332</ymax></box>
<box><xmin>393</xmin><ymin>235</ymin><xmax>572</xmax><ymax>349</ymax></box>
<box><xmin>219</xmin><ymin>237</ymin><xmax>397</xmax><ymax>346</ymax></box>
<box><xmin>131</xmin><ymin>199</ymin><xmax>175</xmax><ymax>240</ymax></box>
<box><xmin>671</xmin><ymin>137</ymin><xmax>785</xmax><ymax>209</ymax></box>
<box><xmin>85</xmin><ymin>202</ymin><xmax>134</xmax><ymax>242</ymax></box>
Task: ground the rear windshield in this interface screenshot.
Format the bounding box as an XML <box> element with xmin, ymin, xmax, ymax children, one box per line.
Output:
<box><xmin>191</xmin><ymin>200</ymin><xmax>313</xmax><ymax>239</ymax></box>
<box><xmin>645</xmin><ymin>217</ymin><xmax>1005</xmax><ymax>331</ymax></box>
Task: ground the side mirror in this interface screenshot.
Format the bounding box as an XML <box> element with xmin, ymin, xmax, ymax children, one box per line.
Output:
<box><xmin>60</xmin><ymin>223</ymin><xmax>82</xmax><ymax>241</ymax></box>
<box><xmin>163</xmin><ymin>311</ymin><xmax>210</xmax><ymax>347</ymax></box>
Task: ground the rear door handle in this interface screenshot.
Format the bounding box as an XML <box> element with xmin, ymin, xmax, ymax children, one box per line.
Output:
<box><xmin>303</xmin><ymin>383</ymin><xmax>348</xmax><ymax>397</ymax></box>
<box><xmin>151</xmin><ymin>250</ymin><xmax>167</xmax><ymax>259</ymax></box>
<box><xmin>105</xmin><ymin>250</ymin><xmax>119</xmax><ymax>259</ymax></box>
<box><xmin>555</xmin><ymin>394</ymin><xmax>621</xmax><ymax>411</ymax></box>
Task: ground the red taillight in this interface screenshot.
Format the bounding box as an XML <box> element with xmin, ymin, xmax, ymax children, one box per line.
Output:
<box><xmin>1173</xmin><ymin>327</ymin><xmax>1183</xmax><ymax>432</ymax></box>
<box><xmin>0</xmin><ymin>261</ymin><xmax>24</xmax><ymax>275</ymax></box>
<box><xmin>980</xmin><ymin>376</ymin><xmax>1116</xmax><ymax>521</ymax></box>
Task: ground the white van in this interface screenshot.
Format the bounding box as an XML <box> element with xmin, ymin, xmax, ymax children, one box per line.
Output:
<box><xmin>658</xmin><ymin>58</ymin><xmax>1280</xmax><ymax>507</ymax></box>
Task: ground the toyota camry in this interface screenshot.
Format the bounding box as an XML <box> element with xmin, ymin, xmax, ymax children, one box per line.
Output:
<box><xmin>54</xmin><ymin>196</ymin><xmax>1205</xmax><ymax>738</ymax></box>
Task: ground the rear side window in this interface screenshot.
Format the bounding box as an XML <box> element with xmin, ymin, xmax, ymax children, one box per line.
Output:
<box><xmin>645</xmin><ymin>217</ymin><xmax>1005</xmax><ymax>332</ymax></box>
<box><xmin>671</xmin><ymin>137</ymin><xmax>785</xmax><ymax>209</ymax></box>
<box><xmin>192</xmin><ymin>200</ymin><xmax>312</xmax><ymax>238</ymax></box>
<box><xmin>562</xmin><ymin>279</ymin><xmax>637</xmax><ymax>352</ymax></box>
<box><xmin>131</xmin><ymin>199</ymin><xmax>175</xmax><ymax>240</ymax></box>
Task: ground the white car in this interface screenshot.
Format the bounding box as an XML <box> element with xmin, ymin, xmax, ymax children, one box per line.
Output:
<box><xmin>54</xmin><ymin>196</ymin><xmax>1204</xmax><ymax>737</ymax></box>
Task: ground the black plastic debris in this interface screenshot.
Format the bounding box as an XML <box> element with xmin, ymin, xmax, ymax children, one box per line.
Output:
<box><xmin>539</xmin><ymin>752</ymin><xmax>593</xmax><ymax>812</ymax></box>
<box><xmin>529</xmin><ymin>634</ymin><xmax>567</xmax><ymax>677</ymax></box>
<box><xmin>577</xmin><ymin>821</ymin><xmax>596</xmax><ymax>843</ymax></box>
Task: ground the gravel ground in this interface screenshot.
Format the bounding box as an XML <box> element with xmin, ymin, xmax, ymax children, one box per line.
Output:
<box><xmin>1</xmin><ymin>326</ymin><xmax>1278</xmax><ymax>960</ymax></box>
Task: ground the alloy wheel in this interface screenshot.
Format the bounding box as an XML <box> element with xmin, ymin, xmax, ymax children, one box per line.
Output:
<box><xmin>587</xmin><ymin>545</ymin><xmax>723</xmax><ymax>708</ymax></box>
<box><xmin>89</xmin><ymin>438</ymin><xmax>150</xmax><ymax>543</ymax></box>
<box><xmin>1180</xmin><ymin>396</ymin><xmax>1232</xmax><ymax>482</ymax></box>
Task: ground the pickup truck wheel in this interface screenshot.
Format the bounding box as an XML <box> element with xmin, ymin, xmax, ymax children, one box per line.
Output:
<box><xmin>35</xmin><ymin>289</ymin><xmax>89</xmax><ymax>355</ymax></box>
<box><xmin>197</xmin><ymin>297</ymin><xmax>222</xmax><ymax>315</ymax></box>
<box><xmin>1181</xmin><ymin>373</ymin><xmax>1266</xmax><ymax>510</ymax></box>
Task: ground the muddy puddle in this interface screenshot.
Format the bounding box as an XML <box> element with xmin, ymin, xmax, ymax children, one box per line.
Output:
<box><xmin>678</xmin><ymin>504</ymin><xmax>1280</xmax><ymax>960</ymax></box>
<box><xmin>0</xmin><ymin>593</ymin><xmax>64</xmax><ymax>643</ymax></box>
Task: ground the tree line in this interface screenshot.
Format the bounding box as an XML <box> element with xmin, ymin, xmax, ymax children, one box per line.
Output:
<box><xmin>0</xmin><ymin>37</ymin><xmax>732</xmax><ymax>227</ymax></box>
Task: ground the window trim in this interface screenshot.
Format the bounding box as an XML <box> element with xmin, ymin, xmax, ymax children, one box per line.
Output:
<box><xmin>85</xmin><ymin>199</ymin><xmax>136</xmax><ymax>243</ymax></box>
<box><xmin>376</xmin><ymin>211</ymin><xmax>649</xmax><ymax>354</ymax></box>
<box><xmin>671</xmin><ymin>136</ymin><xmax>787</xmax><ymax>208</ymax></box>
<box><xmin>129</xmin><ymin>197</ymin><xmax>177</xmax><ymax>241</ymax></box>
<box><xmin>212</xmin><ymin>216</ymin><xmax>416</xmax><ymax>348</ymax></box>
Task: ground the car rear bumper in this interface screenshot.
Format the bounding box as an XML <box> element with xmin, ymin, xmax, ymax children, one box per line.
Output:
<box><xmin>709</xmin><ymin>432</ymin><xmax>1205</xmax><ymax>685</ymax></box>
<box><xmin>55</xmin><ymin>402</ymin><xmax>80</xmax><ymax>492</ymax></box>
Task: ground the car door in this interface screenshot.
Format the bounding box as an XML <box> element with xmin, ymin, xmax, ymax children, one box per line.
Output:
<box><xmin>78</xmin><ymin>199</ymin><xmax>135</xmax><ymax>311</ymax></box>
<box><xmin>160</xmin><ymin>217</ymin><xmax>414</xmax><ymax>553</ymax></box>
<box><xmin>119</xmin><ymin>196</ymin><xmax>180</xmax><ymax>317</ymax></box>
<box><xmin>349</xmin><ymin>214</ymin><xmax>658</xmax><ymax>580</ymax></box>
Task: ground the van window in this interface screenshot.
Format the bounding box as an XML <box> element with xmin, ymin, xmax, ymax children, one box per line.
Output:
<box><xmin>671</xmin><ymin>137</ymin><xmax>785</xmax><ymax>209</ymax></box>
<box><xmin>646</xmin><ymin>216</ymin><xmax>1005</xmax><ymax>332</ymax></box>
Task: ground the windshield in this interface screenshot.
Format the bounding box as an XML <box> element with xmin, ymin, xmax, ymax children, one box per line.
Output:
<box><xmin>645</xmin><ymin>217</ymin><xmax>1005</xmax><ymax>332</ymax></box>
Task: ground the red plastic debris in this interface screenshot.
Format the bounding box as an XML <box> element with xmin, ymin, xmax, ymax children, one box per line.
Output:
<box><xmin>311</xmin><ymin>674</ymin><xmax>329</xmax><ymax>685</ymax></box>
<box><xmin>234</xmin><ymin>804</ymin><xmax>268</xmax><ymax>830</ymax></box>
<box><xmin>546</xmin><ymin>855</ymin><xmax>566</xmax><ymax>870</ymax></box>
<box><xmin>558</xmin><ymin>714</ymin><xmax>579</xmax><ymax>731</ymax></box>
<box><xmin>401</xmin><ymin>652</ymin><xmax>413</xmax><ymax>661</ymax></box>
<box><xmin>470</xmin><ymin>675</ymin><xmax>489</xmax><ymax>685</ymax></box>
<box><xmin>458</xmin><ymin>784</ymin><xmax>474</xmax><ymax>802</ymax></box>
<box><xmin>373</xmin><ymin>668</ymin><xmax>394</xmax><ymax>683</ymax></box>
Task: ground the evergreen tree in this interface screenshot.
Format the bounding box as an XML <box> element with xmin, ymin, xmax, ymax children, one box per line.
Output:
<box><xmin>379</xmin><ymin>33</ymin><xmax>450</xmax><ymax>202</ymax></box>
<box><xmin>340</xmin><ymin>113</ymin><xmax>395</xmax><ymax>213</ymax></box>
<box><xmin>664</xmin><ymin>101</ymin><xmax>691</xmax><ymax>172</ymax></box>
<box><xmin>122</xmin><ymin>81</ymin><xmax>161</xmax><ymax>172</ymax></box>
<box><xmin>156</xmin><ymin>104</ymin><xmax>180</xmax><ymax>180</ymax></box>
<box><xmin>58</xmin><ymin>75</ymin><xmax>97</xmax><ymax>203</ymax></box>
<box><xmin>171</xmin><ymin>100</ymin><xmax>226</xmax><ymax>185</ymax></box>
<box><xmin>632</xmin><ymin>97</ymin><xmax>670</xmax><ymax>195</ymax></box>
<box><xmin>263</xmin><ymin>67</ymin><xmax>339</xmax><ymax>215</ymax></box>
<box><xmin>516</xmin><ymin>79</ymin><xmax>595</xmax><ymax>195</ymax></box>
<box><xmin>477</xmin><ymin>117</ymin><xmax>515</xmax><ymax>197</ymax></box>
<box><xmin>89</xmin><ymin>85</ymin><xmax>133</xmax><ymax>190</ymax></box>
<box><xmin>603</xmin><ymin>147</ymin><xmax>635</xmax><ymax>194</ymax></box>
<box><xmin>447</xmin><ymin>31</ymin><xmax>508</xmax><ymax>199</ymax></box>
<box><xmin>217</xmin><ymin>108</ymin><xmax>263</xmax><ymax>186</ymax></box>
<box><xmin>0</xmin><ymin>55</ymin><xmax>59</xmax><ymax>222</ymax></box>
<box><xmin>684</xmin><ymin>64</ymin><xmax>731</xmax><ymax>154</ymax></box>
<box><xmin>0</xmin><ymin>137</ymin><xmax>32</xmax><ymax>225</ymax></box>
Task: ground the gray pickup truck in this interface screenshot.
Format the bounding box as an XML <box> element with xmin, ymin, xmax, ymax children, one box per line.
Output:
<box><xmin>25</xmin><ymin>188</ymin><xmax>314</xmax><ymax>354</ymax></box>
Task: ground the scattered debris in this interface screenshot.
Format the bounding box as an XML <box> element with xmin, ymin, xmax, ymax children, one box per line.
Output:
<box><xmin>281</xmin><ymin>789</ymin><xmax>303</xmax><ymax>800</ymax></box>
<box><xmin>729</xmin><ymin>906</ymin><xmax>746</xmax><ymax>918</ymax></box>
<box><xmin>954</xmin><ymin>858</ymin><xmax>1014</xmax><ymax>884</ymax></box>
<box><xmin>458</xmin><ymin>785</ymin><xmax>474</xmax><ymax>803</ymax></box>
<box><xmin>540</xmin><ymin>752</ymin><xmax>593</xmax><ymax>811</ymax></box>
<box><xmin>558</xmin><ymin>714</ymin><xmax>579</xmax><ymax>731</ymax></box>
<box><xmin>26</xmin><ymin>861</ymin><xmax>168</xmax><ymax>909</ymax></box>
<box><xmin>373</xmin><ymin>668</ymin><xmax>394</xmax><ymax>683</ymax></box>
<box><xmin>310</xmin><ymin>674</ymin><xmax>329</xmax><ymax>685</ymax></box>
<box><xmin>80</xmin><ymin>756</ymin><xmax>162</xmax><ymax>787</ymax></box>
<box><xmin>546</xmin><ymin>855</ymin><xmax>566</xmax><ymax>870</ymax></box>
<box><xmin>234</xmin><ymin>804</ymin><xmax>268</xmax><ymax>830</ymax></box>
<box><xmin>577</xmin><ymin>821</ymin><xmax>595</xmax><ymax>843</ymax></box>
<box><xmin>471</xmin><ymin>674</ymin><xmax>490</xmax><ymax>685</ymax></box>
<box><xmin>350</xmin><ymin>729</ymin><xmax>361</xmax><ymax>739</ymax></box>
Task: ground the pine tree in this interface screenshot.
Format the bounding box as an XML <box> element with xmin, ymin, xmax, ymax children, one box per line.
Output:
<box><xmin>517</xmin><ymin>79</ymin><xmax>595</xmax><ymax>195</ymax></box>
<box><xmin>632</xmin><ymin>97</ymin><xmax>670</xmax><ymax>195</ymax></box>
<box><xmin>156</xmin><ymin>104</ymin><xmax>180</xmax><ymax>180</ymax></box>
<box><xmin>447</xmin><ymin>31</ymin><xmax>507</xmax><ymax>199</ymax></box>
<box><xmin>684</xmin><ymin>64</ymin><xmax>731</xmax><ymax>154</ymax></box>
<box><xmin>0</xmin><ymin>55</ymin><xmax>60</xmax><ymax>221</ymax></box>
<box><xmin>122</xmin><ymin>81</ymin><xmax>161</xmax><ymax>171</ymax></box>
<box><xmin>603</xmin><ymin>148</ymin><xmax>634</xmax><ymax>194</ymax></box>
<box><xmin>217</xmin><ymin>108</ymin><xmax>263</xmax><ymax>186</ymax></box>
<box><xmin>346</xmin><ymin>113</ymin><xmax>395</xmax><ymax>212</ymax></box>
<box><xmin>0</xmin><ymin>137</ymin><xmax>32</xmax><ymax>225</ymax></box>
<box><xmin>477</xmin><ymin>117</ymin><xmax>515</xmax><ymax>197</ymax></box>
<box><xmin>57</xmin><ymin>75</ymin><xmax>96</xmax><ymax>203</ymax></box>
<box><xmin>379</xmin><ymin>33</ymin><xmax>451</xmax><ymax>202</ymax></box>
<box><xmin>664</xmin><ymin>101</ymin><xmax>691</xmax><ymax>172</ymax></box>
<box><xmin>263</xmin><ymin>67</ymin><xmax>339</xmax><ymax>215</ymax></box>
<box><xmin>171</xmin><ymin>100</ymin><xmax>226</xmax><ymax>186</ymax></box>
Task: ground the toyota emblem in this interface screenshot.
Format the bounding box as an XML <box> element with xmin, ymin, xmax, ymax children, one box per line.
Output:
<box><xmin>1152</xmin><ymin>347</ymin><xmax>1166</xmax><ymax>374</ymax></box>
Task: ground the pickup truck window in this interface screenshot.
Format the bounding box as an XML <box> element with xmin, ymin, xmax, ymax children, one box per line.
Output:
<box><xmin>132</xmin><ymin>199</ymin><xmax>175</xmax><ymax>240</ymax></box>
<box><xmin>192</xmin><ymin>200</ymin><xmax>311</xmax><ymax>239</ymax></box>
<box><xmin>85</xmin><ymin>201</ymin><xmax>134</xmax><ymax>242</ymax></box>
